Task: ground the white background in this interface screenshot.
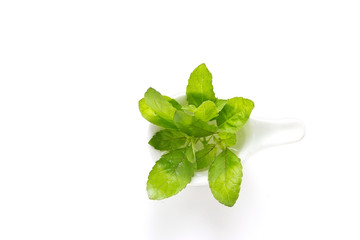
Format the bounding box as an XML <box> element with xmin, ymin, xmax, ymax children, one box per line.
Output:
<box><xmin>1</xmin><ymin>0</ymin><xmax>359</xmax><ymax>239</ymax></box>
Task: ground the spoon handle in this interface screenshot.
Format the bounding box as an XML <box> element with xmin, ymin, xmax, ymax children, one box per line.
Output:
<box><xmin>234</xmin><ymin>117</ymin><xmax>305</xmax><ymax>160</ymax></box>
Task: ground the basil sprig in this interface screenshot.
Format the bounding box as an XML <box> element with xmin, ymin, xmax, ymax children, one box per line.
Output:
<box><xmin>139</xmin><ymin>63</ymin><xmax>254</xmax><ymax>207</ymax></box>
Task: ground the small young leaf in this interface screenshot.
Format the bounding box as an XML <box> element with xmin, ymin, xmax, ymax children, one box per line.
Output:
<box><xmin>196</xmin><ymin>144</ymin><xmax>217</xmax><ymax>170</ymax></box>
<box><xmin>174</xmin><ymin>110</ymin><xmax>217</xmax><ymax>137</ymax></box>
<box><xmin>144</xmin><ymin>87</ymin><xmax>177</xmax><ymax>121</ymax></box>
<box><xmin>213</xmin><ymin>136</ymin><xmax>226</xmax><ymax>150</ymax></box>
<box><xmin>181</xmin><ymin>104</ymin><xmax>197</xmax><ymax>113</ymax></box>
<box><xmin>185</xmin><ymin>144</ymin><xmax>196</xmax><ymax>163</ymax></box>
<box><xmin>217</xmin><ymin>97</ymin><xmax>254</xmax><ymax>133</ymax></box>
<box><xmin>218</xmin><ymin>132</ymin><xmax>237</xmax><ymax>147</ymax></box>
<box><xmin>164</xmin><ymin>96</ymin><xmax>183</xmax><ymax>110</ymax></box>
<box><xmin>215</xmin><ymin>99</ymin><xmax>227</xmax><ymax>112</ymax></box>
<box><xmin>148</xmin><ymin>129</ymin><xmax>188</xmax><ymax>151</ymax></box>
<box><xmin>194</xmin><ymin>100</ymin><xmax>219</xmax><ymax>122</ymax></box>
<box><xmin>186</xmin><ymin>63</ymin><xmax>216</xmax><ymax>107</ymax></box>
<box><xmin>147</xmin><ymin>147</ymin><xmax>196</xmax><ymax>200</ymax></box>
<box><xmin>208</xmin><ymin>148</ymin><xmax>243</xmax><ymax>207</ymax></box>
<box><xmin>138</xmin><ymin>98</ymin><xmax>177</xmax><ymax>129</ymax></box>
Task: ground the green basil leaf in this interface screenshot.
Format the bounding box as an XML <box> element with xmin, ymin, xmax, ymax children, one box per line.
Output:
<box><xmin>147</xmin><ymin>147</ymin><xmax>196</xmax><ymax>200</ymax></box>
<box><xmin>148</xmin><ymin>129</ymin><xmax>188</xmax><ymax>151</ymax></box>
<box><xmin>196</xmin><ymin>144</ymin><xmax>217</xmax><ymax>170</ymax></box>
<box><xmin>138</xmin><ymin>98</ymin><xmax>177</xmax><ymax>129</ymax></box>
<box><xmin>215</xmin><ymin>99</ymin><xmax>227</xmax><ymax>112</ymax></box>
<box><xmin>174</xmin><ymin>110</ymin><xmax>217</xmax><ymax>137</ymax></box>
<box><xmin>218</xmin><ymin>132</ymin><xmax>237</xmax><ymax>147</ymax></box>
<box><xmin>144</xmin><ymin>87</ymin><xmax>177</xmax><ymax>121</ymax></box>
<box><xmin>208</xmin><ymin>148</ymin><xmax>243</xmax><ymax>207</ymax></box>
<box><xmin>216</xmin><ymin>97</ymin><xmax>254</xmax><ymax>133</ymax></box>
<box><xmin>194</xmin><ymin>100</ymin><xmax>219</xmax><ymax>122</ymax></box>
<box><xmin>186</xmin><ymin>63</ymin><xmax>216</xmax><ymax>107</ymax></box>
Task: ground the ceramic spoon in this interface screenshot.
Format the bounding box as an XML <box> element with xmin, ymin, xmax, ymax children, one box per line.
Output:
<box><xmin>148</xmin><ymin>95</ymin><xmax>305</xmax><ymax>186</ymax></box>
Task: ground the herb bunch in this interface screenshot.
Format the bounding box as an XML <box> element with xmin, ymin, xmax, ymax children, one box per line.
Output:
<box><xmin>139</xmin><ymin>64</ymin><xmax>254</xmax><ymax>207</ymax></box>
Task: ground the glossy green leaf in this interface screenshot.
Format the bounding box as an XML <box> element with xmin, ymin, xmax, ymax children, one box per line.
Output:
<box><xmin>186</xmin><ymin>63</ymin><xmax>216</xmax><ymax>107</ymax></box>
<box><xmin>174</xmin><ymin>110</ymin><xmax>217</xmax><ymax>137</ymax></box>
<box><xmin>147</xmin><ymin>147</ymin><xmax>196</xmax><ymax>200</ymax></box>
<box><xmin>144</xmin><ymin>87</ymin><xmax>177</xmax><ymax>121</ymax></box>
<box><xmin>216</xmin><ymin>97</ymin><xmax>254</xmax><ymax>133</ymax></box>
<box><xmin>138</xmin><ymin>98</ymin><xmax>177</xmax><ymax>129</ymax></box>
<box><xmin>148</xmin><ymin>129</ymin><xmax>188</xmax><ymax>151</ymax></box>
<box><xmin>194</xmin><ymin>100</ymin><xmax>219</xmax><ymax>122</ymax></box>
<box><xmin>208</xmin><ymin>148</ymin><xmax>243</xmax><ymax>207</ymax></box>
<box><xmin>196</xmin><ymin>144</ymin><xmax>217</xmax><ymax>170</ymax></box>
<box><xmin>218</xmin><ymin>132</ymin><xmax>237</xmax><ymax>147</ymax></box>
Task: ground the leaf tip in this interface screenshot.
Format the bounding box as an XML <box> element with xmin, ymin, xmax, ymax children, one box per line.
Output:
<box><xmin>195</xmin><ymin>63</ymin><xmax>211</xmax><ymax>73</ymax></box>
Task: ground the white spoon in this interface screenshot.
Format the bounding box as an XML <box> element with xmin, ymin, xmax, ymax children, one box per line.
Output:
<box><xmin>148</xmin><ymin>95</ymin><xmax>305</xmax><ymax>186</ymax></box>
